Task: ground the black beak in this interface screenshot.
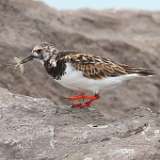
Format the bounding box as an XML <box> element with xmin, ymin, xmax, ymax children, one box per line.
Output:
<box><xmin>20</xmin><ymin>55</ymin><xmax>34</xmax><ymax>64</ymax></box>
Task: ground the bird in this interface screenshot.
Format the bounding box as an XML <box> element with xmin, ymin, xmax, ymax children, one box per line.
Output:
<box><xmin>16</xmin><ymin>42</ymin><xmax>154</xmax><ymax>109</ymax></box>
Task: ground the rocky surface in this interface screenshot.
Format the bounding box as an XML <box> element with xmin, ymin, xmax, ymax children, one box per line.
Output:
<box><xmin>0</xmin><ymin>1</ymin><xmax>160</xmax><ymax>159</ymax></box>
<box><xmin>0</xmin><ymin>0</ymin><xmax>159</xmax><ymax>118</ymax></box>
<box><xmin>0</xmin><ymin>87</ymin><xmax>160</xmax><ymax>160</ymax></box>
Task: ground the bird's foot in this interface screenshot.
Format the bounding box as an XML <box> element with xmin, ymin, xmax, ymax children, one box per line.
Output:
<box><xmin>71</xmin><ymin>101</ymin><xmax>92</xmax><ymax>109</ymax></box>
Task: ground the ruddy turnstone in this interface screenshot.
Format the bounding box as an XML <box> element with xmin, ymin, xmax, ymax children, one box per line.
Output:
<box><xmin>15</xmin><ymin>42</ymin><xmax>154</xmax><ymax>109</ymax></box>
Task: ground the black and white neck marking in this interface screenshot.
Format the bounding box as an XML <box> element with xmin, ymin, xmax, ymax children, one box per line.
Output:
<box><xmin>44</xmin><ymin>58</ymin><xmax>67</xmax><ymax>80</ymax></box>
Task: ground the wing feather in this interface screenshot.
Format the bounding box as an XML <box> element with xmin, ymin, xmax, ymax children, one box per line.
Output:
<box><xmin>57</xmin><ymin>51</ymin><xmax>129</xmax><ymax>79</ymax></box>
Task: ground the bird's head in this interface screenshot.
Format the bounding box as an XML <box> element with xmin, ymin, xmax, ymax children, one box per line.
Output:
<box><xmin>19</xmin><ymin>42</ymin><xmax>59</xmax><ymax>65</ymax></box>
<box><xmin>31</xmin><ymin>42</ymin><xmax>58</xmax><ymax>62</ymax></box>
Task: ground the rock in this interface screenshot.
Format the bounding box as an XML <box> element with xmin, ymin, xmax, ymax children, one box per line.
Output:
<box><xmin>0</xmin><ymin>1</ymin><xmax>159</xmax><ymax>159</ymax></box>
<box><xmin>0</xmin><ymin>87</ymin><xmax>159</xmax><ymax>160</ymax></box>
<box><xmin>0</xmin><ymin>0</ymin><xmax>159</xmax><ymax>116</ymax></box>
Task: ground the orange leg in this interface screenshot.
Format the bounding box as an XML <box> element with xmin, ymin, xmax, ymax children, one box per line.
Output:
<box><xmin>71</xmin><ymin>94</ymin><xmax>100</xmax><ymax>109</ymax></box>
<box><xmin>67</xmin><ymin>95</ymin><xmax>98</xmax><ymax>101</ymax></box>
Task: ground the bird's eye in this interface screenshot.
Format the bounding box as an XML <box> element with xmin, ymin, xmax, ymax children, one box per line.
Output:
<box><xmin>36</xmin><ymin>49</ymin><xmax>42</xmax><ymax>54</ymax></box>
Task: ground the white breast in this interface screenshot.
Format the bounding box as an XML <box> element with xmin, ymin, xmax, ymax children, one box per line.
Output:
<box><xmin>55</xmin><ymin>63</ymin><xmax>139</xmax><ymax>93</ymax></box>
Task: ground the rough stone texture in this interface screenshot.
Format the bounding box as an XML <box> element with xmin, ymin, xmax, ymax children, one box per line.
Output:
<box><xmin>0</xmin><ymin>1</ymin><xmax>160</xmax><ymax>159</ymax></box>
<box><xmin>0</xmin><ymin>87</ymin><xmax>160</xmax><ymax>160</ymax></box>
<box><xmin>0</xmin><ymin>0</ymin><xmax>159</xmax><ymax>119</ymax></box>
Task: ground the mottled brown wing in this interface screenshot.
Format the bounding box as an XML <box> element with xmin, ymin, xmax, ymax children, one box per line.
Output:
<box><xmin>58</xmin><ymin>51</ymin><xmax>128</xmax><ymax>79</ymax></box>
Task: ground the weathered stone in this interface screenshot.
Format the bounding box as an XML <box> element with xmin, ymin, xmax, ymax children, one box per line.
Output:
<box><xmin>0</xmin><ymin>88</ymin><xmax>159</xmax><ymax>160</ymax></box>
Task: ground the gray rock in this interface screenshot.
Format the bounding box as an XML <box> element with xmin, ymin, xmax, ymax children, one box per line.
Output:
<box><xmin>0</xmin><ymin>1</ymin><xmax>160</xmax><ymax>159</ymax></box>
<box><xmin>0</xmin><ymin>87</ymin><xmax>160</xmax><ymax>160</ymax></box>
<box><xmin>0</xmin><ymin>0</ymin><xmax>159</xmax><ymax>117</ymax></box>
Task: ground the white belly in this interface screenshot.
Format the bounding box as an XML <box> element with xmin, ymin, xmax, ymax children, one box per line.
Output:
<box><xmin>55</xmin><ymin>63</ymin><xmax>139</xmax><ymax>93</ymax></box>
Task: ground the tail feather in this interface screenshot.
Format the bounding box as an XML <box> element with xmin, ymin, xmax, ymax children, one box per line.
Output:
<box><xmin>127</xmin><ymin>68</ymin><xmax>154</xmax><ymax>76</ymax></box>
<box><xmin>120</xmin><ymin>65</ymin><xmax>155</xmax><ymax>76</ymax></box>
